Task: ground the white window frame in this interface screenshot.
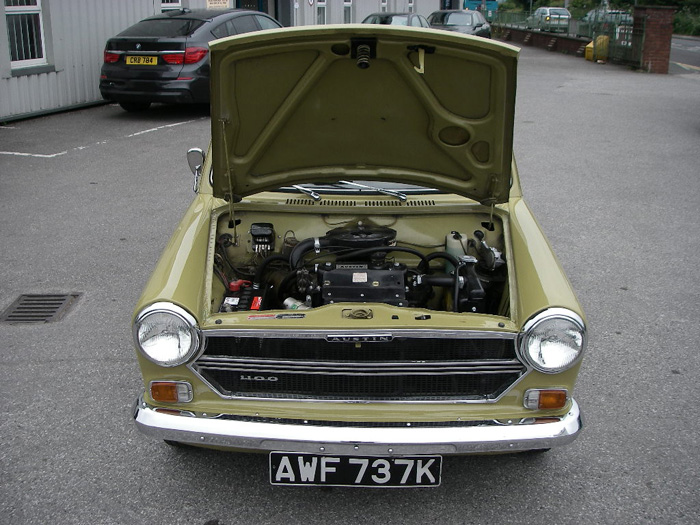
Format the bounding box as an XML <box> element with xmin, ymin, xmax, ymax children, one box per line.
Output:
<box><xmin>343</xmin><ymin>0</ymin><xmax>352</xmax><ymax>24</ymax></box>
<box><xmin>5</xmin><ymin>0</ymin><xmax>47</xmax><ymax>68</ymax></box>
<box><xmin>408</xmin><ymin>0</ymin><xmax>415</xmax><ymax>14</ymax></box>
<box><xmin>380</xmin><ymin>0</ymin><xmax>387</xmax><ymax>13</ymax></box>
<box><xmin>317</xmin><ymin>0</ymin><xmax>326</xmax><ymax>25</ymax></box>
<box><xmin>161</xmin><ymin>0</ymin><xmax>181</xmax><ymax>11</ymax></box>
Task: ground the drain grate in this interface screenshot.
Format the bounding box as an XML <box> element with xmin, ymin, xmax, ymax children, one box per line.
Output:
<box><xmin>0</xmin><ymin>293</ymin><xmax>81</xmax><ymax>323</ymax></box>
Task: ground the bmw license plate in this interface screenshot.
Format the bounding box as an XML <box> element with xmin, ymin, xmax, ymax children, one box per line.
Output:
<box><xmin>125</xmin><ymin>55</ymin><xmax>157</xmax><ymax>65</ymax></box>
<box><xmin>270</xmin><ymin>452</ymin><xmax>441</xmax><ymax>487</ymax></box>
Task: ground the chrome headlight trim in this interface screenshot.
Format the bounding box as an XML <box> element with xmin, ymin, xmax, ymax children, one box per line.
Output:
<box><xmin>133</xmin><ymin>302</ymin><xmax>201</xmax><ymax>368</ymax></box>
<box><xmin>518</xmin><ymin>308</ymin><xmax>586</xmax><ymax>374</ymax></box>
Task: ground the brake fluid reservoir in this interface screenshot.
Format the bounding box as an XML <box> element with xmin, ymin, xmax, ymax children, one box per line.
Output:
<box><xmin>445</xmin><ymin>232</ymin><xmax>469</xmax><ymax>274</ymax></box>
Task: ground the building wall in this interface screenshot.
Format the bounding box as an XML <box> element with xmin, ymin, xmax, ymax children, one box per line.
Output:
<box><xmin>0</xmin><ymin>0</ymin><xmax>168</xmax><ymax>122</ymax></box>
<box><xmin>293</xmin><ymin>1</ymin><xmax>440</xmax><ymax>26</ymax></box>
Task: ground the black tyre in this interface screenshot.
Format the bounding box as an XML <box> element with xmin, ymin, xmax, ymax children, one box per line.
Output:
<box><xmin>119</xmin><ymin>101</ymin><xmax>151</xmax><ymax>112</ymax></box>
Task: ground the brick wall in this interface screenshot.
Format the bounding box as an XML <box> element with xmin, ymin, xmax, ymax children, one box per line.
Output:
<box><xmin>635</xmin><ymin>6</ymin><xmax>676</xmax><ymax>74</ymax></box>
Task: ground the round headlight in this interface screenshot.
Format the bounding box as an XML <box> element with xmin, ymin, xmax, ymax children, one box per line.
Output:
<box><xmin>134</xmin><ymin>303</ymin><xmax>200</xmax><ymax>367</ymax></box>
<box><xmin>519</xmin><ymin>308</ymin><xmax>586</xmax><ymax>374</ymax></box>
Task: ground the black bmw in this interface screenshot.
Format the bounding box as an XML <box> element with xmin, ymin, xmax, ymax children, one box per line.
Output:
<box><xmin>100</xmin><ymin>8</ymin><xmax>281</xmax><ymax>112</ymax></box>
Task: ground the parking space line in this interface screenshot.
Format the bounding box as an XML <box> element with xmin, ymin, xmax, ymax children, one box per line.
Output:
<box><xmin>0</xmin><ymin>118</ymin><xmax>202</xmax><ymax>159</ymax></box>
<box><xmin>673</xmin><ymin>62</ymin><xmax>700</xmax><ymax>72</ymax></box>
<box><xmin>126</xmin><ymin>120</ymin><xmax>196</xmax><ymax>137</ymax></box>
<box><xmin>0</xmin><ymin>150</ymin><xmax>68</xmax><ymax>158</ymax></box>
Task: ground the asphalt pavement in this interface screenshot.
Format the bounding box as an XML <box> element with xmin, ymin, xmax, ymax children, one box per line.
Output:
<box><xmin>671</xmin><ymin>35</ymin><xmax>700</xmax><ymax>71</ymax></box>
<box><xmin>1</xmin><ymin>44</ymin><xmax>699</xmax><ymax>524</ymax></box>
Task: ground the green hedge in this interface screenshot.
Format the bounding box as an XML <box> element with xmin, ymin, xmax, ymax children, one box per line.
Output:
<box><xmin>675</xmin><ymin>9</ymin><xmax>700</xmax><ymax>36</ymax></box>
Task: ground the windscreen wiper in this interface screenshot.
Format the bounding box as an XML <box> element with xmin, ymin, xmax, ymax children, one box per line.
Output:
<box><xmin>338</xmin><ymin>180</ymin><xmax>407</xmax><ymax>202</ymax></box>
<box><xmin>292</xmin><ymin>184</ymin><xmax>321</xmax><ymax>201</ymax></box>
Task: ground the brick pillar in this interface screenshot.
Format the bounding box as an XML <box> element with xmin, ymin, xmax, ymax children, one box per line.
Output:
<box><xmin>634</xmin><ymin>6</ymin><xmax>676</xmax><ymax>74</ymax></box>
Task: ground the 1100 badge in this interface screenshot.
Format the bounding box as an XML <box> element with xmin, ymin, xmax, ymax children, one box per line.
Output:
<box><xmin>270</xmin><ymin>452</ymin><xmax>442</xmax><ymax>487</ymax></box>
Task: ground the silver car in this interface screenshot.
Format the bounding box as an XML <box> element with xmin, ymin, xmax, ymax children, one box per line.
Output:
<box><xmin>526</xmin><ymin>7</ymin><xmax>571</xmax><ymax>33</ymax></box>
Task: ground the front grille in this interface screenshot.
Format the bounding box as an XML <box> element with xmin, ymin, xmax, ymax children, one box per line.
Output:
<box><xmin>193</xmin><ymin>332</ymin><xmax>526</xmax><ymax>402</ymax></box>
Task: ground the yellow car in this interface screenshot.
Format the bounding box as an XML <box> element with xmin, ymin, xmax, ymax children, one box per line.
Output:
<box><xmin>132</xmin><ymin>25</ymin><xmax>586</xmax><ymax>488</ymax></box>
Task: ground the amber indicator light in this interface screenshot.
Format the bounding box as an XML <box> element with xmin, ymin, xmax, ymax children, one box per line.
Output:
<box><xmin>154</xmin><ymin>408</ymin><xmax>182</xmax><ymax>416</ymax></box>
<box><xmin>534</xmin><ymin>417</ymin><xmax>561</xmax><ymax>425</ymax></box>
<box><xmin>538</xmin><ymin>390</ymin><xmax>568</xmax><ymax>410</ymax></box>
<box><xmin>151</xmin><ymin>382</ymin><xmax>180</xmax><ymax>403</ymax></box>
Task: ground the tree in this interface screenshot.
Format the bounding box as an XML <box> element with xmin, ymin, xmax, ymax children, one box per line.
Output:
<box><xmin>608</xmin><ymin>1</ymin><xmax>699</xmax><ymax>13</ymax></box>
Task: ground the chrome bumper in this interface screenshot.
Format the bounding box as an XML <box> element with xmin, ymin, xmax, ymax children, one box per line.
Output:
<box><xmin>133</xmin><ymin>396</ymin><xmax>583</xmax><ymax>455</ymax></box>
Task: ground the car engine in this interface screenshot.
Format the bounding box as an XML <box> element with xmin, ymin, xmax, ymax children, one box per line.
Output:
<box><xmin>214</xmin><ymin>220</ymin><xmax>506</xmax><ymax>315</ymax></box>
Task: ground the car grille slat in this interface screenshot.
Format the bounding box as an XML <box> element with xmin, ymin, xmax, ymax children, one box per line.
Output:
<box><xmin>193</xmin><ymin>333</ymin><xmax>526</xmax><ymax>402</ymax></box>
<box><xmin>196</xmin><ymin>358</ymin><xmax>524</xmax><ymax>375</ymax></box>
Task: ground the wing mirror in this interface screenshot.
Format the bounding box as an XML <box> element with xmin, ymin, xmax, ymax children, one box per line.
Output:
<box><xmin>186</xmin><ymin>147</ymin><xmax>205</xmax><ymax>193</ymax></box>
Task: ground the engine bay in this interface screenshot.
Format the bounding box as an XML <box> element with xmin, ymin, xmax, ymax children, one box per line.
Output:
<box><xmin>211</xmin><ymin>209</ymin><xmax>509</xmax><ymax>316</ymax></box>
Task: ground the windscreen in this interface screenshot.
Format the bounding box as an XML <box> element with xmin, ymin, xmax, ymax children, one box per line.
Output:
<box><xmin>367</xmin><ymin>15</ymin><xmax>409</xmax><ymax>26</ymax></box>
<box><xmin>432</xmin><ymin>12</ymin><xmax>474</xmax><ymax>26</ymax></box>
<box><xmin>118</xmin><ymin>18</ymin><xmax>205</xmax><ymax>38</ymax></box>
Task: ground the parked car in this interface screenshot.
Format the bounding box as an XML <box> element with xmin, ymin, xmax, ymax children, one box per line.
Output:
<box><xmin>100</xmin><ymin>8</ymin><xmax>281</xmax><ymax>112</ymax></box>
<box><xmin>526</xmin><ymin>7</ymin><xmax>571</xmax><ymax>33</ymax></box>
<box><xmin>427</xmin><ymin>9</ymin><xmax>491</xmax><ymax>38</ymax></box>
<box><xmin>362</xmin><ymin>12</ymin><xmax>430</xmax><ymax>28</ymax></box>
<box><xmin>132</xmin><ymin>26</ymin><xmax>586</xmax><ymax>487</ymax></box>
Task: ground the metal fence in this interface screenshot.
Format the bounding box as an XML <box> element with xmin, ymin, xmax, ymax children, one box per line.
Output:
<box><xmin>588</xmin><ymin>18</ymin><xmax>645</xmax><ymax>68</ymax></box>
<box><xmin>492</xmin><ymin>11</ymin><xmax>644</xmax><ymax>68</ymax></box>
<box><xmin>492</xmin><ymin>12</ymin><xmax>529</xmax><ymax>29</ymax></box>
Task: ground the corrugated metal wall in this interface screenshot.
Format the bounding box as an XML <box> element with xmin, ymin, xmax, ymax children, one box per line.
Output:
<box><xmin>0</xmin><ymin>0</ymin><xmax>158</xmax><ymax>122</ymax></box>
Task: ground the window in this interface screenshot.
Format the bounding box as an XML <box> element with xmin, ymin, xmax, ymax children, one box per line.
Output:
<box><xmin>161</xmin><ymin>0</ymin><xmax>181</xmax><ymax>12</ymax></box>
<box><xmin>211</xmin><ymin>23</ymin><xmax>229</xmax><ymax>39</ymax></box>
<box><xmin>444</xmin><ymin>12</ymin><xmax>473</xmax><ymax>26</ymax></box>
<box><xmin>408</xmin><ymin>0</ymin><xmax>414</xmax><ymax>13</ymax></box>
<box><xmin>119</xmin><ymin>19</ymin><xmax>205</xmax><ymax>37</ymax></box>
<box><xmin>5</xmin><ymin>0</ymin><xmax>46</xmax><ymax>68</ymax></box>
<box><xmin>254</xmin><ymin>15</ymin><xmax>279</xmax><ymax>30</ymax></box>
<box><xmin>317</xmin><ymin>0</ymin><xmax>326</xmax><ymax>25</ymax></box>
<box><xmin>380</xmin><ymin>0</ymin><xmax>387</xmax><ymax>13</ymax></box>
<box><xmin>343</xmin><ymin>0</ymin><xmax>352</xmax><ymax>24</ymax></box>
<box><xmin>232</xmin><ymin>15</ymin><xmax>259</xmax><ymax>35</ymax></box>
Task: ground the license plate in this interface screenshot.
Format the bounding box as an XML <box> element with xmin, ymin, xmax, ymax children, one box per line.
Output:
<box><xmin>270</xmin><ymin>452</ymin><xmax>441</xmax><ymax>487</ymax></box>
<box><xmin>125</xmin><ymin>55</ymin><xmax>157</xmax><ymax>66</ymax></box>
